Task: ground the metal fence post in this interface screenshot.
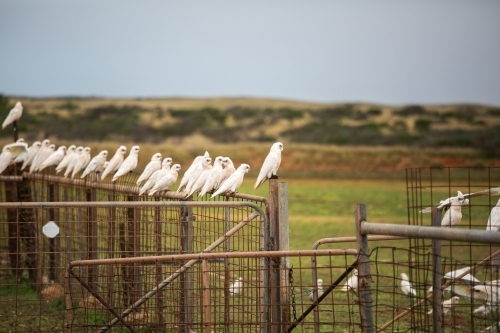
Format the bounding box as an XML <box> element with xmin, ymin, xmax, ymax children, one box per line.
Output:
<box><xmin>180</xmin><ymin>204</ymin><xmax>194</xmax><ymax>333</ymax></box>
<box><xmin>431</xmin><ymin>207</ymin><xmax>443</xmax><ymax>333</ymax></box>
<box><xmin>355</xmin><ymin>204</ymin><xmax>374</xmax><ymax>333</ymax></box>
<box><xmin>269</xmin><ymin>176</ymin><xmax>281</xmax><ymax>332</ymax></box>
<box><xmin>279</xmin><ymin>182</ymin><xmax>290</xmax><ymax>332</ymax></box>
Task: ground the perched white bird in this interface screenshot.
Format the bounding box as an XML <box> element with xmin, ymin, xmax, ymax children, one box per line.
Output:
<box><xmin>486</xmin><ymin>198</ymin><xmax>500</xmax><ymax>231</ymax></box>
<box><xmin>400</xmin><ymin>273</ymin><xmax>417</xmax><ymax>296</ymax></box>
<box><xmin>148</xmin><ymin>164</ymin><xmax>181</xmax><ymax>196</ymax></box>
<box><xmin>2</xmin><ymin>101</ymin><xmax>23</xmax><ymax>129</ymax></box>
<box><xmin>3</xmin><ymin>141</ymin><xmax>28</xmax><ymax>166</ymax></box>
<box><xmin>185</xmin><ymin>157</ymin><xmax>213</xmax><ymax>198</ymax></box>
<box><xmin>55</xmin><ymin>145</ymin><xmax>76</xmax><ymax>174</ymax></box>
<box><xmin>29</xmin><ymin>140</ymin><xmax>52</xmax><ymax>173</ymax></box>
<box><xmin>21</xmin><ymin>141</ymin><xmax>42</xmax><ymax>170</ymax></box>
<box><xmin>254</xmin><ymin>142</ymin><xmax>283</xmax><ymax>189</ymax></box>
<box><xmin>217</xmin><ymin>156</ymin><xmax>236</xmax><ymax>189</ymax></box>
<box><xmin>198</xmin><ymin>156</ymin><xmax>224</xmax><ymax>197</ymax></box>
<box><xmin>0</xmin><ymin>146</ymin><xmax>13</xmax><ymax>174</ymax></box>
<box><xmin>177</xmin><ymin>151</ymin><xmax>210</xmax><ymax>193</ymax></box>
<box><xmin>71</xmin><ymin>147</ymin><xmax>91</xmax><ymax>178</ymax></box>
<box><xmin>138</xmin><ymin>158</ymin><xmax>172</xmax><ymax>196</ymax></box>
<box><xmin>441</xmin><ymin>191</ymin><xmax>467</xmax><ymax>227</ymax></box>
<box><xmin>308</xmin><ymin>279</ymin><xmax>324</xmax><ymax>301</ymax></box>
<box><xmin>211</xmin><ymin>164</ymin><xmax>250</xmax><ymax>198</ymax></box>
<box><xmin>39</xmin><ymin>145</ymin><xmax>67</xmax><ymax>171</ymax></box>
<box><xmin>64</xmin><ymin>146</ymin><xmax>84</xmax><ymax>178</ymax></box>
<box><xmin>136</xmin><ymin>152</ymin><xmax>162</xmax><ymax>185</ymax></box>
<box><xmin>229</xmin><ymin>277</ymin><xmax>243</xmax><ymax>296</ymax></box>
<box><xmin>340</xmin><ymin>269</ymin><xmax>358</xmax><ymax>292</ymax></box>
<box><xmin>101</xmin><ymin>145</ymin><xmax>127</xmax><ymax>180</ymax></box>
<box><xmin>428</xmin><ymin>296</ymin><xmax>460</xmax><ymax>315</ymax></box>
<box><xmin>81</xmin><ymin>150</ymin><xmax>108</xmax><ymax>179</ymax></box>
<box><xmin>112</xmin><ymin>145</ymin><xmax>140</xmax><ymax>182</ymax></box>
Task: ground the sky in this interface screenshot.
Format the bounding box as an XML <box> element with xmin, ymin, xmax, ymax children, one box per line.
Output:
<box><xmin>1</xmin><ymin>1</ymin><xmax>500</xmax><ymax>106</ymax></box>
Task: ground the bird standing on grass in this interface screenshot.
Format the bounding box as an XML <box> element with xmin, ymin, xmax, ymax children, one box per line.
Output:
<box><xmin>400</xmin><ymin>273</ymin><xmax>417</xmax><ymax>296</ymax></box>
<box><xmin>229</xmin><ymin>277</ymin><xmax>243</xmax><ymax>297</ymax></box>
<box><xmin>136</xmin><ymin>152</ymin><xmax>162</xmax><ymax>185</ymax></box>
<box><xmin>112</xmin><ymin>146</ymin><xmax>140</xmax><ymax>182</ymax></box>
<box><xmin>428</xmin><ymin>296</ymin><xmax>460</xmax><ymax>315</ymax></box>
<box><xmin>211</xmin><ymin>164</ymin><xmax>250</xmax><ymax>198</ymax></box>
<box><xmin>308</xmin><ymin>279</ymin><xmax>324</xmax><ymax>301</ymax></box>
<box><xmin>340</xmin><ymin>269</ymin><xmax>358</xmax><ymax>292</ymax></box>
<box><xmin>101</xmin><ymin>145</ymin><xmax>127</xmax><ymax>180</ymax></box>
<box><xmin>2</xmin><ymin>101</ymin><xmax>23</xmax><ymax>129</ymax></box>
<box><xmin>486</xmin><ymin>198</ymin><xmax>500</xmax><ymax>231</ymax></box>
<box><xmin>254</xmin><ymin>142</ymin><xmax>283</xmax><ymax>189</ymax></box>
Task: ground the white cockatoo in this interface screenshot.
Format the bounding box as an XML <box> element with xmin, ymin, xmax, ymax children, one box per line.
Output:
<box><xmin>441</xmin><ymin>191</ymin><xmax>467</xmax><ymax>227</ymax></box>
<box><xmin>486</xmin><ymin>198</ymin><xmax>500</xmax><ymax>231</ymax></box>
<box><xmin>29</xmin><ymin>140</ymin><xmax>51</xmax><ymax>173</ymax></box>
<box><xmin>184</xmin><ymin>157</ymin><xmax>212</xmax><ymax>198</ymax></box>
<box><xmin>136</xmin><ymin>152</ymin><xmax>162</xmax><ymax>185</ymax></box>
<box><xmin>211</xmin><ymin>164</ymin><xmax>250</xmax><ymax>198</ymax></box>
<box><xmin>148</xmin><ymin>164</ymin><xmax>181</xmax><ymax>196</ymax></box>
<box><xmin>400</xmin><ymin>273</ymin><xmax>417</xmax><ymax>296</ymax></box>
<box><xmin>64</xmin><ymin>146</ymin><xmax>83</xmax><ymax>178</ymax></box>
<box><xmin>0</xmin><ymin>146</ymin><xmax>13</xmax><ymax>174</ymax></box>
<box><xmin>71</xmin><ymin>146</ymin><xmax>91</xmax><ymax>178</ymax></box>
<box><xmin>308</xmin><ymin>279</ymin><xmax>324</xmax><ymax>301</ymax></box>
<box><xmin>138</xmin><ymin>157</ymin><xmax>172</xmax><ymax>196</ymax></box>
<box><xmin>101</xmin><ymin>145</ymin><xmax>127</xmax><ymax>180</ymax></box>
<box><xmin>473</xmin><ymin>304</ymin><xmax>494</xmax><ymax>317</ymax></box>
<box><xmin>340</xmin><ymin>269</ymin><xmax>358</xmax><ymax>292</ymax></box>
<box><xmin>473</xmin><ymin>280</ymin><xmax>500</xmax><ymax>304</ymax></box>
<box><xmin>198</xmin><ymin>156</ymin><xmax>224</xmax><ymax>197</ymax></box>
<box><xmin>254</xmin><ymin>142</ymin><xmax>283</xmax><ymax>189</ymax></box>
<box><xmin>229</xmin><ymin>277</ymin><xmax>243</xmax><ymax>297</ymax></box>
<box><xmin>217</xmin><ymin>156</ymin><xmax>236</xmax><ymax>189</ymax></box>
<box><xmin>2</xmin><ymin>101</ymin><xmax>23</xmax><ymax>129</ymax></box>
<box><xmin>81</xmin><ymin>150</ymin><xmax>108</xmax><ymax>179</ymax></box>
<box><xmin>39</xmin><ymin>145</ymin><xmax>67</xmax><ymax>171</ymax></box>
<box><xmin>441</xmin><ymin>266</ymin><xmax>482</xmax><ymax>300</ymax></box>
<box><xmin>177</xmin><ymin>151</ymin><xmax>210</xmax><ymax>193</ymax></box>
<box><xmin>428</xmin><ymin>296</ymin><xmax>460</xmax><ymax>315</ymax></box>
<box><xmin>112</xmin><ymin>145</ymin><xmax>140</xmax><ymax>182</ymax></box>
<box><xmin>21</xmin><ymin>141</ymin><xmax>42</xmax><ymax>170</ymax></box>
<box><xmin>3</xmin><ymin>141</ymin><xmax>28</xmax><ymax>166</ymax></box>
<box><xmin>55</xmin><ymin>145</ymin><xmax>76</xmax><ymax>174</ymax></box>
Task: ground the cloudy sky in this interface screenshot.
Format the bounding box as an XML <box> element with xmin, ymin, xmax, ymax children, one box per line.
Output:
<box><xmin>1</xmin><ymin>1</ymin><xmax>499</xmax><ymax>105</ymax></box>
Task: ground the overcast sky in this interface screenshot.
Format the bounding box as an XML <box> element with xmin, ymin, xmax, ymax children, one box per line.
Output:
<box><xmin>1</xmin><ymin>1</ymin><xmax>499</xmax><ymax>106</ymax></box>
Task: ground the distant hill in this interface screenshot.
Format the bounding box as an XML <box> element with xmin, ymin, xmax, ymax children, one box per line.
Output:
<box><xmin>1</xmin><ymin>95</ymin><xmax>500</xmax><ymax>159</ymax></box>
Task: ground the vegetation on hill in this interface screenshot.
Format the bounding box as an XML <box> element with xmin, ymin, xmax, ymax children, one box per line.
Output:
<box><xmin>1</xmin><ymin>95</ymin><xmax>499</xmax><ymax>161</ymax></box>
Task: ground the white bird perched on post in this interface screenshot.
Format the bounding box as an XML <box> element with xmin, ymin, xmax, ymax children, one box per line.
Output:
<box><xmin>148</xmin><ymin>164</ymin><xmax>181</xmax><ymax>196</ymax></box>
<box><xmin>400</xmin><ymin>273</ymin><xmax>417</xmax><ymax>296</ymax></box>
<box><xmin>71</xmin><ymin>147</ymin><xmax>91</xmax><ymax>178</ymax></box>
<box><xmin>139</xmin><ymin>157</ymin><xmax>172</xmax><ymax>196</ymax></box>
<box><xmin>177</xmin><ymin>152</ymin><xmax>209</xmax><ymax>193</ymax></box>
<box><xmin>64</xmin><ymin>146</ymin><xmax>83</xmax><ymax>178</ymax></box>
<box><xmin>486</xmin><ymin>198</ymin><xmax>500</xmax><ymax>231</ymax></box>
<box><xmin>441</xmin><ymin>191</ymin><xmax>468</xmax><ymax>227</ymax></box>
<box><xmin>101</xmin><ymin>145</ymin><xmax>127</xmax><ymax>180</ymax></box>
<box><xmin>81</xmin><ymin>150</ymin><xmax>108</xmax><ymax>179</ymax></box>
<box><xmin>39</xmin><ymin>145</ymin><xmax>67</xmax><ymax>171</ymax></box>
<box><xmin>21</xmin><ymin>141</ymin><xmax>42</xmax><ymax>170</ymax></box>
<box><xmin>29</xmin><ymin>140</ymin><xmax>52</xmax><ymax>173</ymax></box>
<box><xmin>184</xmin><ymin>157</ymin><xmax>212</xmax><ymax>198</ymax></box>
<box><xmin>254</xmin><ymin>142</ymin><xmax>283</xmax><ymax>189</ymax></box>
<box><xmin>2</xmin><ymin>101</ymin><xmax>23</xmax><ymax>130</ymax></box>
<box><xmin>198</xmin><ymin>156</ymin><xmax>224</xmax><ymax>197</ymax></box>
<box><xmin>0</xmin><ymin>146</ymin><xmax>13</xmax><ymax>174</ymax></box>
<box><xmin>4</xmin><ymin>141</ymin><xmax>28</xmax><ymax>166</ymax></box>
<box><xmin>136</xmin><ymin>152</ymin><xmax>162</xmax><ymax>185</ymax></box>
<box><xmin>428</xmin><ymin>296</ymin><xmax>460</xmax><ymax>315</ymax></box>
<box><xmin>55</xmin><ymin>145</ymin><xmax>76</xmax><ymax>174</ymax></box>
<box><xmin>112</xmin><ymin>145</ymin><xmax>140</xmax><ymax>182</ymax></box>
<box><xmin>217</xmin><ymin>156</ymin><xmax>235</xmax><ymax>189</ymax></box>
<box><xmin>340</xmin><ymin>269</ymin><xmax>358</xmax><ymax>292</ymax></box>
<box><xmin>308</xmin><ymin>279</ymin><xmax>324</xmax><ymax>301</ymax></box>
<box><xmin>229</xmin><ymin>277</ymin><xmax>243</xmax><ymax>297</ymax></box>
<box><xmin>211</xmin><ymin>164</ymin><xmax>250</xmax><ymax>198</ymax></box>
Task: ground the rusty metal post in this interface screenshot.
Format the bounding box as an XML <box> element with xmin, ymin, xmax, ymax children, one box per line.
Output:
<box><xmin>154</xmin><ymin>200</ymin><xmax>165</xmax><ymax>326</ymax></box>
<box><xmin>106</xmin><ymin>192</ymin><xmax>115</xmax><ymax>307</ymax></box>
<box><xmin>279</xmin><ymin>182</ymin><xmax>290</xmax><ymax>332</ymax></box>
<box><xmin>224</xmin><ymin>206</ymin><xmax>230</xmax><ymax>333</ymax></box>
<box><xmin>268</xmin><ymin>176</ymin><xmax>281</xmax><ymax>332</ymax></box>
<box><xmin>86</xmin><ymin>188</ymin><xmax>97</xmax><ymax>290</ymax></box>
<box><xmin>202</xmin><ymin>259</ymin><xmax>212</xmax><ymax>333</ymax></box>
<box><xmin>48</xmin><ymin>183</ymin><xmax>57</xmax><ymax>283</ymax></box>
<box><xmin>431</xmin><ymin>207</ymin><xmax>443</xmax><ymax>333</ymax></box>
<box><xmin>180</xmin><ymin>204</ymin><xmax>194</xmax><ymax>333</ymax></box>
<box><xmin>355</xmin><ymin>204</ymin><xmax>374</xmax><ymax>333</ymax></box>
